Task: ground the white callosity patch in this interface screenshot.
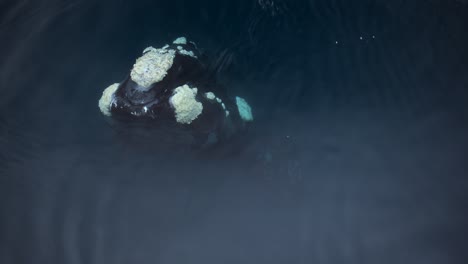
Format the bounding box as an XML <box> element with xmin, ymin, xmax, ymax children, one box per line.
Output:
<box><xmin>173</xmin><ymin>37</ymin><xmax>187</xmax><ymax>45</ymax></box>
<box><xmin>236</xmin><ymin>96</ymin><xmax>253</xmax><ymax>121</ymax></box>
<box><xmin>204</xmin><ymin>92</ymin><xmax>229</xmax><ymax>116</ymax></box>
<box><xmin>98</xmin><ymin>83</ymin><xmax>119</xmax><ymax>116</ymax></box>
<box><xmin>130</xmin><ymin>48</ymin><xmax>176</xmax><ymax>89</ymax></box>
<box><xmin>174</xmin><ymin>39</ymin><xmax>197</xmax><ymax>58</ymax></box>
<box><xmin>142</xmin><ymin>46</ymin><xmax>156</xmax><ymax>54</ymax></box>
<box><xmin>221</xmin><ymin>102</ymin><xmax>229</xmax><ymax>116</ymax></box>
<box><xmin>205</xmin><ymin>92</ymin><xmax>216</xmax><ymax>100</ymax></box>
<box><xmin>169</xmin><ymin>84</ymin><xmax>203</xmax><ymax>124</ymax></box>
<box><xmin>178</xmin><ymin>49</ymin><xmax>197</xmax><ymax>58</ymax></box>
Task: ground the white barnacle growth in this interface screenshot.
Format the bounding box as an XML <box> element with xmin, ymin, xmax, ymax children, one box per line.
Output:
<box><xmin>236</xmin><ymin>96</ymin><xmax>253</xmax><ymax>122</ymax></box>
<box><xmin>169</xmin><ymin>84</ymin><xmax>203</xmax><ymax>124</ymax></box>
<box><xmin>98</xmin><ymin>83</ymin><xmax>119</xmax><ymax>116</ymax></box>
<box><xmin>130</xmin><ymin>47</ymin><xmax>176</xmax><ymax>89</ymax></box>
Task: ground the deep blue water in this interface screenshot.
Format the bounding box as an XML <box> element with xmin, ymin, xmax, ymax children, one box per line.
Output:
<box><xmin>1</xmin><ymin>0</ymin><xmax>468</xmax><ymax>263</ymax></box>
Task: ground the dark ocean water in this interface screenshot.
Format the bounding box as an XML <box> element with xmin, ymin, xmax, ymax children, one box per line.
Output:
<box><xmin>1</xmin><ymin>0</ymin><xmax>468</xmax><ymax>263</ymax></box>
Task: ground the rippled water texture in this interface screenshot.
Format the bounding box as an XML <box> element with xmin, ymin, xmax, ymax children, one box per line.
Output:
<box><xmin>1</xmin><ymin>0</ymin><xmax>468</xmax><ymax>263</ymax></box>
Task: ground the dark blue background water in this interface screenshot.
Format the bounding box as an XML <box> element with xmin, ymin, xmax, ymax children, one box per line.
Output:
<box><xmin>1</xmin><ymin>0</ymin><xmax>468</xmax><ymax>263</ymax></box>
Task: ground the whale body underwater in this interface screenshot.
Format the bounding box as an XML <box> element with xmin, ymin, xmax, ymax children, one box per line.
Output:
<box><xmin>1</xmin><ymin>0</ymin><xmax>468</xmax><ymax>263</ymax></box>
